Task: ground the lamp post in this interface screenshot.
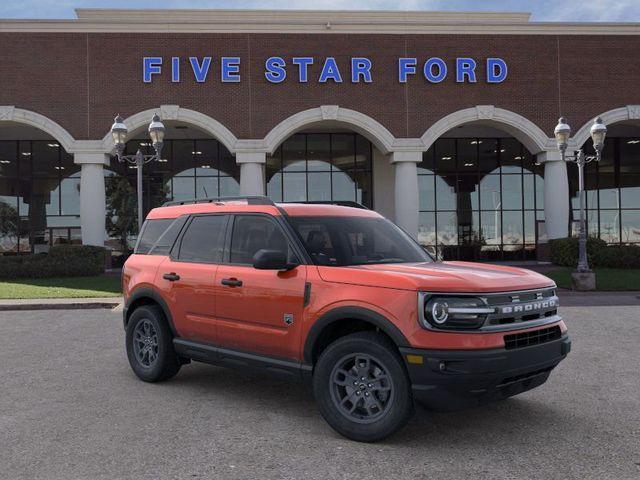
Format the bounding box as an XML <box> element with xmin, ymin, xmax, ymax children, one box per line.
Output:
<box><xmin>110</xmin><ymin>114</ymin><xmax>165</xmax><ymax>233</ymax></box>
<box><xmin>554</xmin><ymin>116</ymin><xmax>607</xmax><ymax>274</ymax></box>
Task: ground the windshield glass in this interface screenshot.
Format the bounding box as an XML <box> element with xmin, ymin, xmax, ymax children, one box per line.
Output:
<box><xmin>288</xmin><ymin>216</ymin><xmax>432</xmax><ymax>266</ymax></box>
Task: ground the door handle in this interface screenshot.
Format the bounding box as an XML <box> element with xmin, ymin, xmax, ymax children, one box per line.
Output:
<box><xmin>163</xmin><ymin>272</ymin><xmax>181</xmax><ymax>282</ymax></box>
<box><xmin>221</xmin><ymin>278</ymin><xmax>243</xmax><ymax>287</ymax></box>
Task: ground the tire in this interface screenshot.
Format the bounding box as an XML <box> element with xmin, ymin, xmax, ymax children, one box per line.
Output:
<box><xmin>313</xmin><ymin>331</ymin><xmax>414</xmax><ymax>442</ymax></box>
<box><xmin>125</xmin><ymin>304</ymin><xmax>181</xmax><ymax>382</ymax></box>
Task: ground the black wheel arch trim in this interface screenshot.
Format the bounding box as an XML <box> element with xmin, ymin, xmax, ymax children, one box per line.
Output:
<box><xmin>123</xmin><ymin>287</ymin><xmax>177</xmax><ymax>336</ymax></box>
<box><xmin>303</xmin><ymin>306</ymin><xmax>410</xmax><ymax>364</ymax></box>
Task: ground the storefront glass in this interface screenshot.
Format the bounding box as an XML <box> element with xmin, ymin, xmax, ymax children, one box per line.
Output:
<box><xmin>266</xmin><ymin>133</ymin><xmax>373</xmax><ymax>207</ymax></box>
<box><xmin>570</xmin><ymin>137</ymin><xmax>640</xmax><ymax>244</ymax></box>
<box><xmin>418</xmin><ymin>138</ymin><xmax>545</xmax><ymax>260</ymax></box>
<box><xmin>0</xmin><ymin>140</ymin><xmax>80</xmax><ymax>253</ymax></box>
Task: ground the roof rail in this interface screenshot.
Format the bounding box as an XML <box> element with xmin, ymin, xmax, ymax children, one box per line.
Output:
<box><xmin>162</xmin><ymin>195</ymin><xmax>276</xmax><ymax>207</ymax></box>
<box><xmin>282</xmin><ymin>200</ymin><xmax>369</xmax><ymax>210</ymax></box>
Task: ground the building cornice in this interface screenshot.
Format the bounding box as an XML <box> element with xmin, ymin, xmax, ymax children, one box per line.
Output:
<box><xmin>0</xmin><ymin>9</ymin><xmax>639</xmax><ymax>35</ymax></box>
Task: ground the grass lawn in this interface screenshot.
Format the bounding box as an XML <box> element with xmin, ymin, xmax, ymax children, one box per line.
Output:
<box><xmin>546</xmin><ymin>268</ymin><xmax>640</xmax><ymax>291</ymax></box>
<box><xmin>0</xmin><ymin>275</ymin><xmax>122</xmax><ymax>299</ymax></box>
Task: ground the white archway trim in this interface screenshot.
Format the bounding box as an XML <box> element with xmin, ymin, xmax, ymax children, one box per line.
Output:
<box><xmin>571</xmin><ymin>105</ymin><xmax>640</xmax><ymax>149</ymax></box>
<box><xmin>100</xmin><ymin>105</ymin><xmax>239</xmax><ymax>154</ymax></box>
<box><xmin>420</xmin><ymin>105</ymin><xmax>553</xmax><ymax>154</ymax></box>
<box><xmin>263</xmin><ymin>106</ymin><xmax>397</xmax><ymax>155</ymax></box>
<box><xmin>0</xmin><ymin>106</ymin><xmax>76</xmax><ymax>153</ymax></box>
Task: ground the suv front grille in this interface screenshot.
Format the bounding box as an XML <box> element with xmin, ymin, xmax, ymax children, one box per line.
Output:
<box><xmin>484</xmin><ymin>288</ymin><xmax>558</xmax><ymax>327</ymax></box>
<box><xmin>504</xmin><ymin>326</ymin><xmax>562</xmax><ymax>350</ymax></box>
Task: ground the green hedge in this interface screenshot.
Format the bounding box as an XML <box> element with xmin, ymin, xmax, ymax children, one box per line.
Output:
<box><xmin>0</xmin><ymin>245</ymin><xmax>106</xmax><ymax>279</ymax></box>
<box><xmin>550</xmin><ymin>237</ymin><xmax>640</xmax><ymax>268</ymax></box>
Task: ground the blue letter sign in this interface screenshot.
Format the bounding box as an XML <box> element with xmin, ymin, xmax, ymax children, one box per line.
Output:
<box><xmin>142</xmin><ymin>56</ymin><xmax>508</xmax><ymax>84</ymax></box>
<box><xmin>143</xmin><ymin>57</ymin><xmax>162</xmax><ymax>83</ymax></box>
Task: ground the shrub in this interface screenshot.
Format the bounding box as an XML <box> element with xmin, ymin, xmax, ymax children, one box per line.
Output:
<box><xmin>593</xmin><ymin>245</ymin><xmax>640</xmax><ymax>269</ymax></box>
<box><xmin>549</xmin><ymin>237</ymin><xmax>606</xmax><ymax>267</ymax></box>
<box><xmin>550</xmin><ymin>237</ymin><xmax>640</xmax><ymax>268</ymax></box>
<box><xmin>0</xmin><ymin>245</ymin><xmax>106</xmax><ymax>279</ymax></box>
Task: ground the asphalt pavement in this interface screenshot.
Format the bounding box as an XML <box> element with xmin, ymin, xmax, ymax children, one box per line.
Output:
<box><xmin>1</xmin><ymin>306</ymin><xmax>639</xmax><ymax>480</ymax></box>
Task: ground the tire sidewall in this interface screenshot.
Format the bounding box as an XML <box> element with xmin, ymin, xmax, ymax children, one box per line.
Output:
<box><xmin>313</xmin><ymin>332</ymin><xmax>414</xmax><ymax>442</ymax></box>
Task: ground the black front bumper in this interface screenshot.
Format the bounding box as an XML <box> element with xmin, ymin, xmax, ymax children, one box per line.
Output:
<box><xmin>399</xmin><ymin>334</ymin><xmax>571</xmax><ymax>411</ymax></box>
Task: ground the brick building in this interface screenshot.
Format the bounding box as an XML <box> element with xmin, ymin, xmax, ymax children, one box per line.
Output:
<box><xmin>1</xmin><ymin>9</ymin><xmax>639</xmax><ymax>259</ymax></box>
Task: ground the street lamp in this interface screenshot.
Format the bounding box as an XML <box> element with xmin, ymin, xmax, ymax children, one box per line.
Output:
<box><xmin>110</xmin><ymin>114</ymin><xmax>165</xmax><ymax>233</ymax></box>
<box><xmin>554</xmin><ymin>116</ymin><xmax>607</xmax><ymax>274</ymax></box>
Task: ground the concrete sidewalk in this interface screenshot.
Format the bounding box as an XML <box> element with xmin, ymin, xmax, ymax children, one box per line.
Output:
<box><xmin>0</xmin><ymin>297</ymin><xmax>123</xmax><ymax>311</ymax></box>
<box><xmin>0</xmin><ymin>290</ymin><xmax>638</xmax><ymax>311</ymax></box>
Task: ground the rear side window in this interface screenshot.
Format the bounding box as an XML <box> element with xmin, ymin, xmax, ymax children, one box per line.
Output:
<box><xmin>148</xmin><ymin>216</ymin><xmax>188</xmax><ymax>256</ymax></box>
<box><xmin>135</xmin><ymin>219</ymin><xmax>174</xmax><ymax>254</ymax></box>
<box><xmin>177</xmin><ymin>215</ymin><xmax>228</xmax><ymax>263</ymax></box>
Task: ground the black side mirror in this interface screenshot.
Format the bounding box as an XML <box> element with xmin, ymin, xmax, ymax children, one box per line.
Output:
<box><xmin>252</xmin><ymin>249</ymin><xmax>297</xmax><ymax>270</ymax></box>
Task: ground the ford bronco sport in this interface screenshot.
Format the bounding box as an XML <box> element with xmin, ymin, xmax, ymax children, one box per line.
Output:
<box><xmin>122</xmin><ymin>196</ymin><xmax>570</xmax><ymax>442</ymax></box>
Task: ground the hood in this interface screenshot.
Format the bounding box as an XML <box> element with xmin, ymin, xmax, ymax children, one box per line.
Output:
<box><xmin>316</xmin><ymin>261</ymin><xmax>555</xmax><ymax>293</ymax></box>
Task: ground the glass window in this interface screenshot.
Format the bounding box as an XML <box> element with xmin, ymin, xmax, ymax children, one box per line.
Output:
<box><xmin>290</xmin><ymin>215</ymin><xmax>430</xmax><ymax>266</ymax></box>
<box><xmin>178</xmin><ymin>215</ymin><xmax>227</xmax><ymax>263</ymax></box>
<box><xmin>149</xmin><ymin>215</ymin><xmax>188</xmax><ymax>255</ymax></box>
<box><xmin>621</xmin><ymin>210</ymin><xmax>640</xmax><ymax>243</ymax></box>
<box><xmin>230</xmin><ymin>215</ymin><xmax>291</xmax><ymax>264</ymax></box>
<box><xmin>136</xmin><ymin>218</ymin><xmax>175</xmax><ymax>254</ymax></box>
<box><xmin>266</xmin><ymin>133</ymin><xmax>373</xmax><ymax>208</ymax></box>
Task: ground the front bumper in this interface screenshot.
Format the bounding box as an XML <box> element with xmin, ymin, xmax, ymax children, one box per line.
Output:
<box><xmin>399</xmin><ymin>334</ymin><xmax>571</xmax><ymax>411</ymax></box>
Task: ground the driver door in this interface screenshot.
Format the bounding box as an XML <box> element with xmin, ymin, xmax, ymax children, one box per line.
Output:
<box><xmin>214</xmin><ymin>214</ymin><xmax>307</xmax><ymax>361</ymax></box>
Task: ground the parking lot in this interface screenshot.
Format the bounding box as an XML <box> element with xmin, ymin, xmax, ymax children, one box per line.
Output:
<box><xmin>1</xmin><ymin>305</ymin><xmax>639</xmax><ymax>480</ymax></box>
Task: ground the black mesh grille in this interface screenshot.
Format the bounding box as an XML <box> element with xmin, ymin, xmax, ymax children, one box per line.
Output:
<box><xmin>504</xmin><ymin>326</ymin><xmax>562</xmax><ymax>350</ymax></box>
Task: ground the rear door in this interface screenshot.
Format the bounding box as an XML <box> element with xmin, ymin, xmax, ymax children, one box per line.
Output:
<box><xmin>158</xmin><ymin>214</ymin><xmax>229</xmax><ymax>343</ymax></box>
<box><xmin>214</xmin><ymin>214</ymin><xmax>307</xmax><ymax>360</ymax></box>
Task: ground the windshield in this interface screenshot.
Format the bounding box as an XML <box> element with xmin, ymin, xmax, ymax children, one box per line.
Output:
<box><xmin>288</xmin><ymin>216</ymin><xmax>432</xmax><ymax>266</ymax></box>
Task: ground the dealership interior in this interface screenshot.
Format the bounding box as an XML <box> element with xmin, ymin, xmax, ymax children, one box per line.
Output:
<box><xmin>0</xmin><ymin>107</ymin><xmax>639</xmax><ymax>261</ymax></box>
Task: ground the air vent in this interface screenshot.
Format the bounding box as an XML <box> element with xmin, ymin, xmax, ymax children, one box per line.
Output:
<box><xmin>504</xmin><ymin>326</ymin><xmax>562</xmax><ymax>350</ymax></box>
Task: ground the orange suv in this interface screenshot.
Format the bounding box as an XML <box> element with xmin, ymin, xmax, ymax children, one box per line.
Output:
<box><xmin>122</xmin><ymin>196</ymin><xmax>570</xmax><ymax>442</ymax></box>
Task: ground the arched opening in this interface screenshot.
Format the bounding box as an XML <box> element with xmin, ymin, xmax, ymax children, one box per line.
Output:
<box><xmin>106</xmin><ymin>121</ymin><xmax>240</xmax><ymax>254</ymax></box>
<box><xmin>572</xmin><ymin>120</ymin><xmax>640</xmax><ymax>245</ymax></box>
<box><xmin>418</xmin><ymin>123</ymin><xmax>545</xmax><ymax>261</ymax></box>
<box><xmin>262</xmin><ymin>107</ymin><xmax>396</xmax><ymax>216</ymax></box>
<box><xmin>0</xmin><ymin>122</ymin><xmax>80</xmax><ymax>254</ymax></box>
<box><xmin>265</xmin><ymin>127</ymin><xmax>375</xmax><ymax>209</ymax></box>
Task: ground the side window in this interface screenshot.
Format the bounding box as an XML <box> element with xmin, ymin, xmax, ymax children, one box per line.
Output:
<box><xmin>135</xmin><ymin>219</ymin><xmax>174</xmax><ymax>254</ymax></box>
<box><xmin>229</xmin><ymin>215</ymin><xmax>293</xmax><ymax>264</ymax></box>
<box><xmin>177</xmin><ymin>215</ymin><xmax>227</xmax><ymax>263</ymax></box>
<box><xmin>149</xmin><ymin>215</ymin><xmax>188</xmax><ymax>255</ymax></box>
<box><xmin>295</xmin><ymin>222</ymin><xmax>336</xmax><ymax>265</ymax></box>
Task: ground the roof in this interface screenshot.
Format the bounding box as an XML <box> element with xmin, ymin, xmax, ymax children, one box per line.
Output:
<box><xmin>146</xmin><ymin>201</ymin><xmax>382</xmax><ymax>220</ymax></box>
<box><xmin>0</xmin><ymin>9</ymin><xmax>639</xmax><ymax>35</ymax></box>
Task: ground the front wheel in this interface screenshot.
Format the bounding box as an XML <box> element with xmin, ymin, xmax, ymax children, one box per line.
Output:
<box><xmin>313</xmin><ymin>331</ymin><xmax>414</xmax><ymax>442</ymax></box>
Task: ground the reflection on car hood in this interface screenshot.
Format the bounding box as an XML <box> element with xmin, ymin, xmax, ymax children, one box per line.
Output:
<box><xmin>316</xmin><ymin>261</ymin><xmax>555</xmax><ymax>293</ymax></box>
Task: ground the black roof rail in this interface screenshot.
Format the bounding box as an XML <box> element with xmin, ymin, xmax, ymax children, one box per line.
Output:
<box><xmin>281</xmin><ymin>200</ymin><xmax>370</xmax><ymax>210</ymax></box>
<box><xmin>162</xmin><ymin>196</ymin><xmax>276</xmax><ymax>207</ymax></box>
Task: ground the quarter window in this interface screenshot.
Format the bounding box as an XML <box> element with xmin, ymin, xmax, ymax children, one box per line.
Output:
<box><xmin>177</xmin><ymin>215</ymin><xmax>227</xmax><ymax>263</ymax></box>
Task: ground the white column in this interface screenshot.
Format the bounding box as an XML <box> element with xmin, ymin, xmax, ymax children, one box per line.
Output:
<box><xmin>538</xmin><ymin>151</ymin><xmax>569</xmax><ymax>239</ymax></box>
<box><xmin>391</xmin><ymin>151</ymin><xmax>421</xmax><ymax>239</ymax></box>
<box><xmin>75</xmin><ymin>152</ymin><xmax>109</xmax><ymax>246</ymax></box>
<box><xmin>237</xmin><ymin>151</ymin><xmax>266</xmax><ymax>196</ymax></box>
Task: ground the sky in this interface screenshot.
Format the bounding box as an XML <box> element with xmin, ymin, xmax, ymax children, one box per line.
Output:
<box><xmin>1</xmin><ymin>0</ymin><xmax>640</xmax><ymax>22</ymax></box>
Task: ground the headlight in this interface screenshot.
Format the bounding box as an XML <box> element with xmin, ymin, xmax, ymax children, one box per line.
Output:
<box><xmin>420</xmin><ymin>296</ymin><xmax>494</xmax><ymax>330</ymax></box>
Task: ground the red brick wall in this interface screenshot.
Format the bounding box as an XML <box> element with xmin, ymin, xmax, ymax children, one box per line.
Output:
<box><xmin>1</xmin><ymin>32</ymin><xmax>639</xmax><ymax>142</ymax></box>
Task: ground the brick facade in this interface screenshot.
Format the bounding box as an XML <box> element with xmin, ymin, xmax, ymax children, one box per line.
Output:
<box><xmin>2</xmin><ymin>31</ymin><xmax>639</xmax><ymax>142</ymax></box>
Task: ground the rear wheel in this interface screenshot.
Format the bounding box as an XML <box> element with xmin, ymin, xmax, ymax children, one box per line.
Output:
<box><xmin>313</xmin><ymin>331</ymin><xmax>414</xmax><ymax>442</ymax></box>
<box><xmin>126</xmin><ymin>305</ymin><xmax>181</xmax><ymax>382</ymax></box>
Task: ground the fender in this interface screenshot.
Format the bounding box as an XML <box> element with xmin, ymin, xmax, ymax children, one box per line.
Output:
<box><xmin>123</xmin><ymin>287</ymin><xmax>177</xmax><ymax>336</ymax></box>
<box><xmin>303</xmin><ymin>306</ymin><xmax>410</xmax><ymax>364</ymax></box>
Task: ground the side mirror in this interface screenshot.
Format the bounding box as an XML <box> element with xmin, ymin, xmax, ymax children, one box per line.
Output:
<box><xmin>252</xmin><ymin>249</ymin><xmax>297</xmax><ymax>270</ymax></box>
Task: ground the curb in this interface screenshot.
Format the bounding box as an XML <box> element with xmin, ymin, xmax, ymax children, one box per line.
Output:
<box><xmin>0</xmin><ymin>299</ymin><xmax>123</xmax><ymax>312</ymax></box>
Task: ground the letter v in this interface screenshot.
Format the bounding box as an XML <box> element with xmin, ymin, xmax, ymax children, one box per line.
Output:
<box><xmin>190</xmin><ymin>57</ymin><xmax>212</xmax><ymax>82</ymax></box>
